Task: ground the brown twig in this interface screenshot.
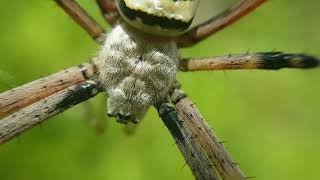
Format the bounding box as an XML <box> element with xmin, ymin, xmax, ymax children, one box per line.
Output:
<box><xmin>170</xmin><ymin>88</ymin><xmax>247</xmax><ymax>180</ymax></box>
<box><xmin>96</xmin><ymin>0</ymin><xmax>120</xmax><ymax>25</ymax></box>
<box><xmin>177</xmin><ymin>0</ymin><xmax>266</xmax><ymax>47</ymax></box>
<box><xmin>180</xmin><ymin>52</ymin><xmax>320</xmax><ymax>71</ymax></box>
<box><xmin>54</xmin><ymin>0</ymin><xmax>106</xmax><ymax>43</ymax></box>
<box><xmin>0</xmin><ymin>81</ymin><xmax>100</xmax><ymax>144</ymax></box>
<box><xmin>0</xmin><ymin>61</ymin><xmax>100</xmax><ymax>118</ymax></box>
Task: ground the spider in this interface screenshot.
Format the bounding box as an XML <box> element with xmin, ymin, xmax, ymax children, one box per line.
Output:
<box><xmin>0</xmin><ymin>0</ymin><xmax>319</xmax><ymax>179</ymax></box>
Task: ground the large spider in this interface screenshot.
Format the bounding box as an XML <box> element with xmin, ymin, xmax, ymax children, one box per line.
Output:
<box><xmin>0</xmin><ymin>0</ymin><xmax>319</xmax><ymax>179</ymax></box>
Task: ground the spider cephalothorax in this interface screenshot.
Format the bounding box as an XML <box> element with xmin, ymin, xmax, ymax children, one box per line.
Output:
<box><xmin>99</xmin><ymin>0</ymin><xmax>199</xmax><ymax>123</ymax></box>
<box><xmin>116</xmin><ymin>0</ymin><xmax>200</xmax><ymax>36</ymax></box>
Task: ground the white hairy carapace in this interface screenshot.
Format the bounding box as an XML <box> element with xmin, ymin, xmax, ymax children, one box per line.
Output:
<box><xmin>98</xmin><ymin>0</ymin><xmax>199</xmax><ymax>123</ymax></box>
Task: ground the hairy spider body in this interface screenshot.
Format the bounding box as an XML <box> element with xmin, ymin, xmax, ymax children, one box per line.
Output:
<box><xmin>99</xmin><ymin>22</ymin><xmax>179</xmax><ymax>123</ymax></box>
<box><xmin>98</xmin><ymin>0</ymin><xmax>200</xmax><ymax>123</ymax></box>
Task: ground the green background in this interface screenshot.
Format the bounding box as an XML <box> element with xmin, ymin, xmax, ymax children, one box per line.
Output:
<box><xmin>1</xmin><ymin>0</ymin><xmax>320</xmax><ymax>179</ymax></box>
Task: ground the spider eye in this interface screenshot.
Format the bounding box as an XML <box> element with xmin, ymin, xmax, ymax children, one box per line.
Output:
<box><xmin>116</xmin><ymin>0</ymin><xmax>200</xmax><ymax>36</ymax></box>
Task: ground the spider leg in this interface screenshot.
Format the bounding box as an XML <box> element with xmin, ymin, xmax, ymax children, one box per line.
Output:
<box><xmin>0</xmin><ymin>81</ymin><xmax>101</xmax><ymax>145</ymax></box>
<box><xmin>179</xmin><ymin>52</ymin><xmax>320</xmax><ymax>71</ymax></box>
<box><xmin>54</xmin><ymin>0</ymin><xmax>106</xmax><ymax>44</ymax></box>
<box><xmin>177</xmin><ymin>0</ymin><xmax>266</xmax><ymax>47</ymax></box>
<box><xmin>0</xmin><ymin>61</ymin><xmax>100</xmax><ymax>118</ymax></box>
<box><xmin>168</xmin><ymin>86</ymin><xmax>246</xmax><ymax>179</ymax></box>
<box><xmin>156</xmin><ymin>101</ymin><xmax>219</xmax><ymax>180</ymax></box>
<box><xmin>96</xmin><ymin>0</ymin><xmax>120</xmax><ymax>26</ymax></box>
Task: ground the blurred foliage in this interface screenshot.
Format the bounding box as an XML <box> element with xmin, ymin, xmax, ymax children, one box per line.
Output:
<box><xmin>0</xmin><ymin>0</ymin><xmax>320</xmax><ymax>180</ymax></box>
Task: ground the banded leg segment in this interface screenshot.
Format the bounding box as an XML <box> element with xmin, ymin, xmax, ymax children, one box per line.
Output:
<box><xmin>54</xmin><ymin>0</ymin><xmax>106</xmax><ymax>43</ymax></box>
<box><xmin>0</xmin><ymin>81</ymin><xmax>101</xmax><ymax>144</ymax></box>
<box><xmin>96</xmin><ymin>0</ymin><xmax>120</xmax><ymax>25</ymax></box>
<box><xmin>169</xmin><ymin>87</ymin><xmax>247</xmax><ymax>179</ymax></box>
<box><xmin>179</xmin><ymin>52</ymin><xmax>320</xmax><ymax>71</ymax></box>
<box><xmin>177</xmin><ymin>0</ymin><xmax>266</xmax><ymax>47</ymax></box>
<box><xmin>0</xmin><ymin>61</ymin><xmax>100</xmax><ymax>118</ymax></box>
<box><xmin>157</xmin><ymin>102</ymin><xmax>219</xmax><ymax>180</ymax></box>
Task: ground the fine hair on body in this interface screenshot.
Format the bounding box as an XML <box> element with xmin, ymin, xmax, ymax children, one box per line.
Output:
<box><xmin>98</xmin><ymin>22</ymin><xmax>179</xmax><ymax>123</ymax></box>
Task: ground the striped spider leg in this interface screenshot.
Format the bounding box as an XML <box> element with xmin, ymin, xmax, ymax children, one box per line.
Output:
<box><xmin>180</xmin><ymin>52</ymin><xmax>319</xmax><ymax>71</ymax></box>
<box><xmin>0</xmin><ymin>80</ymin><xmax>101</xmax><ymax>144</ymax></box>
<box><xmin>0</xmin><ymin>61</ymin><xmax>99</xmax><ymax>118</ymax></box>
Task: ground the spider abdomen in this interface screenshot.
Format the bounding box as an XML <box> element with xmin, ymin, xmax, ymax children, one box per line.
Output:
<box><xmin>99</xmin><ymin>23</ymin><xmax>178</xmax><ymax>123</ymax></box>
